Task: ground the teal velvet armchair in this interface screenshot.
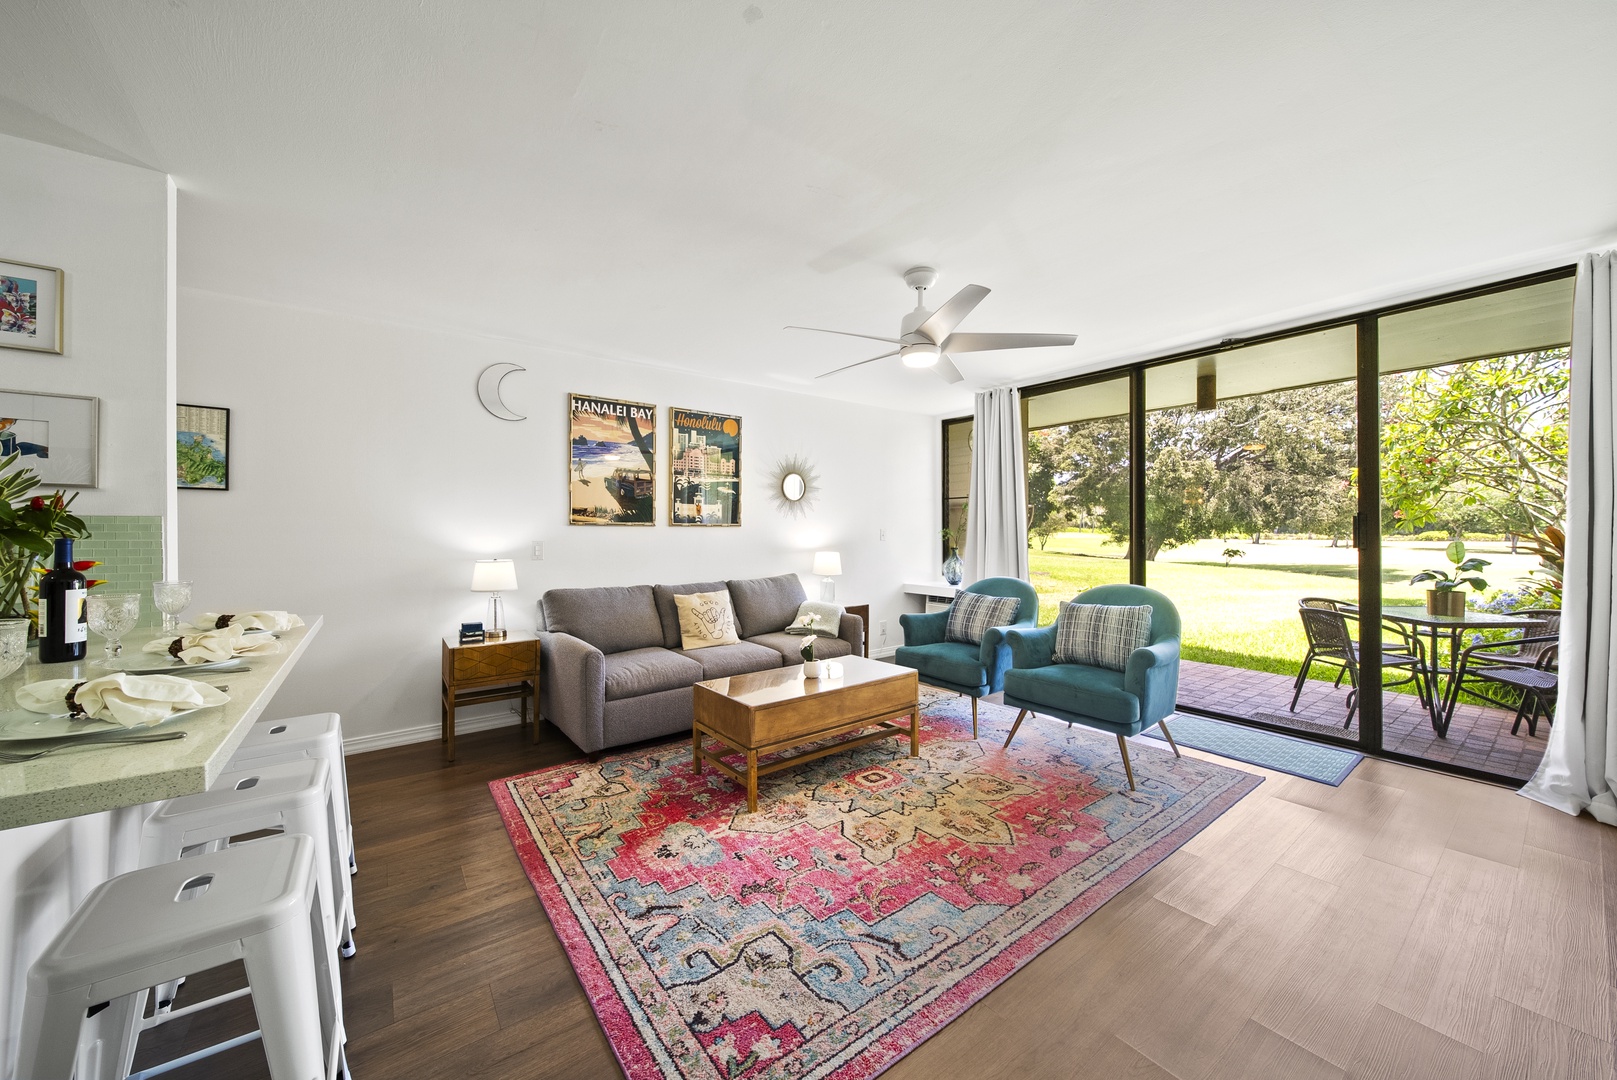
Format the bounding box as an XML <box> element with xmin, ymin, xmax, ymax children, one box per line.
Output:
<box><xmin>895</xmin><ymin>577</ymin><xmax>1039</xmax><ymax>736</ymax></box>
<box><xmin>1002</xmin><ymin>584</ymin><xmax>1182</xmax><ymax>790</ymax></box>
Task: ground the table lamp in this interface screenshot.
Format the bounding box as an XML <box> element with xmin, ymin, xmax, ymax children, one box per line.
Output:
<box><xmin>471</xmin><ymin>559</ymin><xmax>518</xmax><ymax>640</ymax></box>
<box><xmin>812</xmin><ymin>551</ymin><xmax>842</xmax><ymax>602</ymax></box>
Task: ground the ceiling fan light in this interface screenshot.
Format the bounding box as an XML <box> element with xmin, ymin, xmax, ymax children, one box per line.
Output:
<box><xmin>901</xmin><ymin>343</ymin><xmax>940</xmax><ymax>368</ymax></box>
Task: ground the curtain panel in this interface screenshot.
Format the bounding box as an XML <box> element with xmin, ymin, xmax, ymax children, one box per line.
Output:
<box><xmin>1522</xmin><ymin>251</ymin><xmax>1616</xmax><ymax>825</ymax></box>
<box><xmin>963</xmin><ymin>386</ymin><xmax>1029</xmax><ymax>584</ymax></box>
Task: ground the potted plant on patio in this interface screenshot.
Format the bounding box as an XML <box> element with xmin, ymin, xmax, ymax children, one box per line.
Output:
<box><xmin>1411</xmin><ymin>541</ymin><xmax>1490</xmax><ymax>617</ymax></box>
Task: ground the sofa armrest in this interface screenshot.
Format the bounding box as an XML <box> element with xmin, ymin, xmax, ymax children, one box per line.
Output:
<box><xmin>537</xmin><ymin>631</ymin><xmax>606</xmax><ymax>753</ymax></box>
<box><xmin>1006</xmin><ymin>624</ymin><xmax>1057</xmax><ymax>669</ymax></box>
<box><xmin>899</xmin><ymin>609</ymin><xmax>948</xmax><ymax>647</ymax></box>
<box><xmin>1124</xmin><ymin>639</ymin><xmax>1181</xmax><ymax>724</ymax></box>
<box><xmin>980</xmin><ymin>619</ymin><xmax>1037</xmax><ymax>670</ymax></box>
<box><xmin>838</xmin><ymin>613</ymin><xmax>865</xmax><ymax>656</ymax></box>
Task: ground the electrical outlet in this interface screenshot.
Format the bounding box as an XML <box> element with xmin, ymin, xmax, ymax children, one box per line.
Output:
<box><xmin>879</xmin><ymin>620</ymin><xmax>888</xmax><ymax>637</ymax></box>
<box><xmin>532</xmin><ymin>541</ymin><xmax>544</xmax><ymax>560</ymax></box>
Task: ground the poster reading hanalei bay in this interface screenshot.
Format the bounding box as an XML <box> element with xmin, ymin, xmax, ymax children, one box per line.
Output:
<box><xmin>570</xmin><ymin>394</ymin><xmax>656</xmax><ymax>525</ymax></box>
<box><xmin>670</xmin><ymin>408</ymin><xmax>740</xmax><ymax>526</ymax></box>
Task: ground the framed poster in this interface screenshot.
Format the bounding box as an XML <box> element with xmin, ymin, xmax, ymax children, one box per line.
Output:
<box><xmin>569</xmin><ymin>394</ymin><xmax>656</xmax><ymax>525</ymax></box>
<box><xmin>176</xmin><ymin>404</ymin><xmax>230</xmax><ymax>490</ymax></box>
<box><xmin>0</xmin><ymin>259</ymin><xmax>64</xmax><ymax>354</ymax></box>
<box><xmin>0</xmin><ymin>389</ymin><xmax>97</xmax><ymax>486</ymax></box>
<box><xmin>670</xmin><ymin>408</ymin><xmax>741</xmax><ymax>526</ymax></box>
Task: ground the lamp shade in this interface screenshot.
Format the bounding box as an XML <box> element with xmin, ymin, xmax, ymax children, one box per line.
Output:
<box><xmin>812</xmin><ymin>551</ymin><xmax>842</xmax><ymax>577</ymax></box>
<box><xmin>471</xmin><ymin>559</ymin><xmax>518</xmax><ymax>592</ymax></box>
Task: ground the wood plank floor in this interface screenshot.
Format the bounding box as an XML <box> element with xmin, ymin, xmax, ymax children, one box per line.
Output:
<box><xmin>134</xmin><ymin>714</ymin><xmax>1616</xmax><ymax>1080</ymax></box>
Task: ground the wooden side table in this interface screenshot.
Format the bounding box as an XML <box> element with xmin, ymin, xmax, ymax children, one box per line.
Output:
<box><xmin>845</xmin><ymin>604</ymin><xmax>871</xmax><ymax>658</ymax></box>
<box><xmin>440</xmin><ymin>631</ymin><xmax>540</xmax><ymax>762</ymax></box>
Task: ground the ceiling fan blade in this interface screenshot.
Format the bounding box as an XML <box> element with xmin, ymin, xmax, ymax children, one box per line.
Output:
<box><xmin>940</xmin><ymin>332</ymin><xmax>1076</xmax><ymax>353</ymax></box>
<box><xmin>917</xmin><ymin>285</ymin><xmax>990</xmax><ymax>344</ymax></box>
<box><xmin>815</xmin><ymin>349</ymin><xmax>900</xmax><ymax>379</ymax></box>
<box><xmin>785</xmin><ymin>325</ymin><xmax>904</xmax><ymax>345</ymax></box>
<box><xmin>934</xmin><ymin>354</ymin><xmax>965</xmax><ymax>384</ymax></box>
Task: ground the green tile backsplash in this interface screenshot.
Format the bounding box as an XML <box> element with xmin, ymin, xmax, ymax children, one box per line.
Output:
<box><xmin>75</xmin><ymin>515</ymin><xmax>166</xmax><ymax>627</ymax></box>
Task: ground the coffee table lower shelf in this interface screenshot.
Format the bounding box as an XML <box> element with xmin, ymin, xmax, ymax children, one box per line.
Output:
<box><xmin>693</xmin><ymin>706</ymin><xmax>920</xmax><ymax>813</ymax></box>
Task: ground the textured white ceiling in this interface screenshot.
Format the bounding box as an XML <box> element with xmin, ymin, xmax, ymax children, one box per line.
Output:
<box><xmin>3</xmin><ymin>1</ymin><xmax>1614</xmax><ymax>414</ymax></box>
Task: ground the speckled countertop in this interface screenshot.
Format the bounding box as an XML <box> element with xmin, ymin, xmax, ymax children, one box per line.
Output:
<box><xmin>0</xmin><ymin>618</ymin><xmax>323</xmax><ymax>830</ymax></box>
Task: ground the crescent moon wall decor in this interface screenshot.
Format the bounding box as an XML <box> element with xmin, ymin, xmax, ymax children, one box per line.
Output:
<box><xmin>477</xmin><ymin>363</ymin><xmax>527</xmax><ymax>421</ymax></box>
<box><xmin>768</xmin><ymin>454</ymin><xmax>820</xmax><ymax>518</ymax></box>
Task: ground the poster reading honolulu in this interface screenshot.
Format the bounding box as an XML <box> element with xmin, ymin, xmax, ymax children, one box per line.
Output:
<box><xmin>570</xmin><ymin>394</ymin><xmax>656</xmax><ymax>525</ymax></box>
<box><xmin>670</xmin><ymin>408</ymin><xmax>740</xmax><ymax>526</ymax></box>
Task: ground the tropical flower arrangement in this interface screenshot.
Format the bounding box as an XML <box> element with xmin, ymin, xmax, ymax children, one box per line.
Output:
<box><xmin>0</xmin><ymin>450</ymin><xmax>91</xmax><ymax>635</ymax></box>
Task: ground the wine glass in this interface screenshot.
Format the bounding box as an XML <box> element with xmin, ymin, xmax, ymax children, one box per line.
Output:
<box><xmin>153</xmin><ymin>580</ymin><xmax>193</xmax><ymax>633</ymax></box>
<box><xmin>87</xmin><ymin>593</ymin><xmax>141</xmax><ymax>662</ymax></box>
<box><xmin>0</xmin><ymin>618</ymin><xmax>27</xmax><ymax>682</ymax></box>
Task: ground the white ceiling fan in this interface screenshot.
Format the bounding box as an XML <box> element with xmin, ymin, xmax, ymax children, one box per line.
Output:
<box><xmin>787</xmin><ymin>266</ymin><xmax>1077</xmax><ymax>382</ymax></box>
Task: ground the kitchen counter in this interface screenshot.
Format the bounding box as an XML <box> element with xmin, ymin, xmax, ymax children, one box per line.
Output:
<box><xmin>0</xmin><ymin>618</ymin><xmax>323</xmax><ymax>829</ymax></box>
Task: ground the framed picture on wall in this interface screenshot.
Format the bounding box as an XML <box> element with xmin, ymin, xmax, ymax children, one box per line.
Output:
<box><xmin>670</xmin><ymin>408</ymin><xmax>741</xmax><ymax>526</ymax></box>
<box><xmin>176</xmin><ymin>404</ymin><xmax>230</xmax><ymax>490</ymax></box>
<box><xmin>569</xmin><ymin>393</ymin><xmax>656</xmax><ymax>525</ymax></box>
<box><xmin>0</xmin><ymin>389</ymin><xmax>97</xmax><ymax>486</ymax></box>
<box><xmin>0</xmin><ymin>259</ymin><xmax>64</xmax><ymax>355</ymax></box>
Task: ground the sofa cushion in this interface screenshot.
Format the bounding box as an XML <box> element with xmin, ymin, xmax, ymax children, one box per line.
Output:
<box><xmin>727</xmin><ymin>574</ymin><xmax>809</xmax><ymax>639</ymax></box>
<box><xmin>894</xmin><ymin>641</ymin><xmax>986</xmax><ymax>690</ymax></box>
<box><xmin>675</xmin><ymin>641</ymin><xmax>783</xmax><ymax>679</ymax></box>
<box><xmin>946</xmin><ymin>592</ymin><xmax>1022</xmax><ymax>646</ymax></box>
<box><xmin>1003</xmin><ymin>664</ymin><xmax>1140</xmax><ymax>728</ymax></box>
<box><xmin>674</xmin><ymin>590</ymin><xmax>741</xmax><ymax>650</ymax></box>
<box><xmin>652</xmin><ymin>581</ymin><xmax>729</xmax><ymax>649</ymax></box>
<box><xmin>747</xmin><ymin>632</ymin><xmax>853</xmax><ymax>664</ymax></box>
<box><xmin>543</xmin><ymin>585</ymin><xmax>664</xmax><ymax>654</ymax></box>
<box><xmin>602</xmin><ymin>648</ymin><xmax>704</xmax><ymax>701</ymax></box>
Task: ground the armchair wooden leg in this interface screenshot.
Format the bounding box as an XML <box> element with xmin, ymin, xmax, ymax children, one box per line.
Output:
<box><xmin>971</xmin><ymin>696</ymin><xmax>978</xmax><ymax>738</ymax></box>
<box><xmin>1155</xmin><ymin>717</ymin><xmax>1181</xmax><ymax>757</ymax></box>
<box><xmin>1004</xmin><ymin>709</ymin><xmax>1029</xmax><ymax>749</ymax></box>
<box><xmin>1117</xmin><ymin>733</ymin><xmax>1137</xmax><ymax>790</ymax></box>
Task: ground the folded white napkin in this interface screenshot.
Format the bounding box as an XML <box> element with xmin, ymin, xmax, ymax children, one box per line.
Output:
<box><xmin>189</xmin><ymin>611</ymin><xmax>304</xmax><ymax>633</ymax></box>
<box><xmin>143</xmin><ymin>624</ymin><xmax>282</xmax><ymax>664</ymax></box>
<box><xmin>16</xmin><ymin>674</ymin><xmax>230</xmax><ymax>728</ymax></box>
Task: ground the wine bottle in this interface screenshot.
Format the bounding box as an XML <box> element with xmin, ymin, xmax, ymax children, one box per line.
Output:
<box><xmin>38</xmin><ymin>538</ymin><xmax>88</xmax><ymax>663</ymax></box>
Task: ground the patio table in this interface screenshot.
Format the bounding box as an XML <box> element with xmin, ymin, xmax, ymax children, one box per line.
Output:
<box><xmin>1380</xmin><ymin>606</ymin><xmax>1539</xmax><ymax>736</ymax></box>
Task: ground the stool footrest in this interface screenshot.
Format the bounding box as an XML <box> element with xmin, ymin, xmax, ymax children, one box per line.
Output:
<box><xmin>143</xmin><ymin>985</ymin><xmax>252</xmax><ymax>1029</ymax></box>
<box><xmin>127</xmin><ymin>1028</ymin><xmax>262</xmax><ymax>1080</ymax></box>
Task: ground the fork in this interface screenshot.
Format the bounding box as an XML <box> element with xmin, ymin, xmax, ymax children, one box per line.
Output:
<box><xmin>0</xmin><ymin>730</ymin><xmax>189</xmax><ymax>763</ymax></box>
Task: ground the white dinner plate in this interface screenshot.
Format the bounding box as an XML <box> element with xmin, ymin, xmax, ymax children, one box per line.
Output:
<box><xmin>92</xmin><ymin>656</ymin><xmax>247</xmax><ymax>676</ymax></box>
<box><xmin>0</xmin><ymin>706</ymin><xmax>209</xmax><ymax>742</ymax></box>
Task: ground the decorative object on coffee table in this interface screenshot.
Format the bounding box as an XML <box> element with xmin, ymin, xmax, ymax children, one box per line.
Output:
<box><xmin>768</xmin><ymin>453</ymin><xmax>819</xmax><ymax>518</ymax></box>
<box><xmin>811</xmin><ymin>550</ymin><xmax>841</xmax><ymax>601</ymax></box>
<box><xmin>491</xmin><ymin>690</ymin><xmax>1260</xmax><ymax>1080</ymax></box>
<box><xmin>471</xmin><ymin>558</ymin><xmax>517</xmax><ymax>640</ymax></box>
<box><xmin>0</xmin><ymin>258</ymin><xmax>63</xmax><ymax>354</ymax></box>
<box><xmin>175</xmin><ymin>404</ymin><xmax>229</xmax><ymax>490</ymax></box>
<box><xmin>441</xmin><ymin>630</ymin><xmax>538</xmax><ymax>761</ymax></box>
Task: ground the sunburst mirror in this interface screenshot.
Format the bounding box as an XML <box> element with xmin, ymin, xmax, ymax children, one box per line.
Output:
<box><xmin>769</xmin><ymin>454</ymin><xmax>820</xmax><ymax>518</ymax></box>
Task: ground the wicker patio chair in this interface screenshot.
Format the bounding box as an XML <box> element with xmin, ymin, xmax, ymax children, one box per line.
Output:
<box><xmin>1291</xmin><ymin>602</ymin><xmax>1432</xmax><ymax>727</ymax></box>
<box><xmin>1441</xmin><ymin>636</ymin><xmax>1559</xmax><ymax>737</ymax></box>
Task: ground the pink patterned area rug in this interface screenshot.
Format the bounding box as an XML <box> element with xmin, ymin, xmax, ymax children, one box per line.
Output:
<box><xmin>491</xmin><ymin>693</ymin><xmax>1261</xmax><ymax>1080</ymax></box>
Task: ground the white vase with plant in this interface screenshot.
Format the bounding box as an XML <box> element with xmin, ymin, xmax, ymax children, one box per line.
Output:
<box><xmin>800</xmin><ymin>614</ymin><xmax>822</xmax><ymax>678</ymax></box>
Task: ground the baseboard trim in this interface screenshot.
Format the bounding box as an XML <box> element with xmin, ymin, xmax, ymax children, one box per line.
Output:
<box><xmin>343</xmin><ymin>709</ymin><xmax>520</xmax><ymax>755</ymax></box>
<box><xmin>871</xmin><ymin>645</ymin><xmax>897</xmax><ymax>659</ymax></box>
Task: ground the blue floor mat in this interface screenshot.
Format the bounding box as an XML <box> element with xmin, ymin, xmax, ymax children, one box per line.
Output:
<box><xmin>1144</xmin><ymin>714</ymin><xmax>1362</xmax><ymax>785</ymax></box>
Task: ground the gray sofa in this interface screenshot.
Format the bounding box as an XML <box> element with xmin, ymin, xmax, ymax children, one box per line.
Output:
<box><xmin>536</xmin><ymin>573</ymin><xmax>864</xmax><ymax>755</ymax></box>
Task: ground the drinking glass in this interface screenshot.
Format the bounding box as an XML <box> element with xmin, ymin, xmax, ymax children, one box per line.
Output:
<box><xmin>0</xmin><ymin>619</ymin><xmax>27</xmax><ymax>682</ymax></box>
<box><xmin>87</xmin><ymin>593</ymin><xmax>141</xmax><ymax>661</ymax></box>
<box><xmin>153</xmin><ymin>580</ymin><xmax>193</xmax><ymax>633</ymax></box>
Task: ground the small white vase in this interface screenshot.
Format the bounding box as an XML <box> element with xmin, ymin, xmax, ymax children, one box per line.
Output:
<box><xmin>803</xmin><ymin>659</ymin><xmax>822</xmax><ymax>679</ymax></box>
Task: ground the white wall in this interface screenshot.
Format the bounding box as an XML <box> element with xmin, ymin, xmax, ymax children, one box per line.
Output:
<box><xmin>0</xmin><ymin>133</ymin><xmax>172</xmax><ymax>520</ymax></box>
<box><xmin>177</xmin><ymin>288</ymin><xmax>939</xmax><ymax>748</ymax></box>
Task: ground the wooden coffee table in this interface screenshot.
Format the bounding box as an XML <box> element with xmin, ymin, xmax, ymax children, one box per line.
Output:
<box><xmin>693</xmin><ymin>655</ymin><xmax>921</xmax><ymax>812</ymax></box>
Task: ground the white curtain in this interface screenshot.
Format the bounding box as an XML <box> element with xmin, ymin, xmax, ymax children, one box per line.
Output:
<box><xmin>1522</xmin><ymin>251</ymin><xmax>1616</xmax><ymax>825</ymax></box>
<box><xmin>963</xmin><ymin>386</ymin><xmax>1029</xmax><ymax>583</ymax></box>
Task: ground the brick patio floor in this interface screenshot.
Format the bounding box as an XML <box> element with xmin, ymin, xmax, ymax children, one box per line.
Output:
<box><xmin>1178</xmin><ymin>659</ymin><xmax>1548</xmax><ymax>781</ymax></box>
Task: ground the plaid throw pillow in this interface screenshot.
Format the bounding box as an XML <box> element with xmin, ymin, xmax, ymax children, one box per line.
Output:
<box><xmin>1053</xmin><ymin>602</ymin><xmax>1153</xmax><ymax>671</ymax></box>
<box><xmin>945</xmin><ymin>592</ymin><xmax>1022</xmax><ymax>646</ymax></box>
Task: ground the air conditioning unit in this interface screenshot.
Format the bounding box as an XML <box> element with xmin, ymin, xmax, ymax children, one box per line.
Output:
<box><xmin>924</xmin><ymin>596</ymin><xmax>954</xmax><ymax>614</ymax></box>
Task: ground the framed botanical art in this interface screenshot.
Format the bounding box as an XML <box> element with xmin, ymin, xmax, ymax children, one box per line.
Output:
<box><xmin>176</xmin><ymin>404</ymin><xmax>230</xmax><ymax>490</ymax></box>
<box><xmin>0</xmin><ymin>389</ymin><xmax>97</xmax><ymax>486</ymax></box>
<box><xmin>670</xmin><ymin>408</ymin><xmax>741</xmax><ymax>526</ymax></box>
<box><xmin>0</xmin><ymin>259</ymin><xmax>64</xmax><ymax>354</ymax></box>
<box><xmin>569</xmin><ymin>394</ymin><xmax>656</xmax><ymax>525</ymax></box>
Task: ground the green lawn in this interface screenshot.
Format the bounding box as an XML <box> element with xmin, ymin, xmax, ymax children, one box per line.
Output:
<box><xmin>1026</xmin><ymin>532</ymin><xmax>1544</xmax><ymax>681</ymax></box>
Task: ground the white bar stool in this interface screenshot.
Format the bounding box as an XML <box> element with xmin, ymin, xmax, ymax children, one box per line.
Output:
<box><xmin>229</xmin><ymin>713</ymin><xmax>358</xmax><ymax>937</ymax></box>
<box><xmin>142</xmin><ymin>757</ymin><xmax>353</xmax><ymax>977</ymax></box>
<box><xmin>17</xmin><ymin>834</ymin><xmax>347</xmax><ymax>1080</ymax></box>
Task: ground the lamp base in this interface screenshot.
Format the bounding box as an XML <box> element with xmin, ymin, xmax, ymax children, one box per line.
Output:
<box><xmin>486</xmin><ymin>592</ymin><xmax>508</xmax><ymax>641</ymax></box>
<box><xmin>819</xmin><ymin>578</ymin><xmax>836</xmax><ymax>602</ymax></box>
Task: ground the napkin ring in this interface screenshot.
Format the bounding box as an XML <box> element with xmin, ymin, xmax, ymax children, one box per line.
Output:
<box><xmin>214</xmin><ymin>614</ymin><xmax>235</xmax><ymax>629</ymax></box>
<box><xmin>65</xmin><ymin>682</ymin><xmax>89</xmax><ymax>718</ymax></box>
<box><xmin>168</xmin><ymin>637</ymin><xmax>187</xmax><ymax>658</ymax></box>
